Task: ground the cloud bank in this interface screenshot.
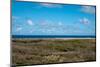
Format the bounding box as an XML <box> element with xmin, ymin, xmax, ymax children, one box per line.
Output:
<box><xmin>27</xmin><ymin>19</ymin><xmax>34</xmax><ymax>26</ymax></box>
<box><xmin>40</xmin><ymin>3</ymin><xmax>63</xmax><ymax>8</ymax></box>
<box><xmin>81</xmin><ymin>6</ymin><xmax>95</xmax><ymax>14</ymax></box>
<box><xmin>79</xmin><ymin>17</ymin><xmax>90</xmax><ymax>25</ymax></box>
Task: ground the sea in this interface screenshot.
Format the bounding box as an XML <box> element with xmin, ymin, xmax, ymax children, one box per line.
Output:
<box><xmin>12</xmin><ymin>35</ymin><xmax>96</xmax><ymax>39</ymax></box>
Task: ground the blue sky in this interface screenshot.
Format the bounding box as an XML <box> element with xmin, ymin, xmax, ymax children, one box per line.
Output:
<box><xmin>12</xmin><ymin>0</ymin><xmax>96</xmax><ymax>36</ymax></box>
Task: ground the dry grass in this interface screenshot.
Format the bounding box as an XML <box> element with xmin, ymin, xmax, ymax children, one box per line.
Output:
<box><xmin>12</xmin><ymin>38</ymin><xmax>96</xmax><ymax>66</ymax></box>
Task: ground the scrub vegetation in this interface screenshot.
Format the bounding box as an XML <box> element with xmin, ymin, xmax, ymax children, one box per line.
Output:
<box><xmin>12</xmin><ymin>38</ymin><xmax>96</xmax><ymax>66</ymax></box>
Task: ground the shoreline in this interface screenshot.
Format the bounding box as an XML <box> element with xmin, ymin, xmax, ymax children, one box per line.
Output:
<box><xmin>12</xmin><ymin>38</ymin><xmax>96</xmax><ymax>40</ymax></box>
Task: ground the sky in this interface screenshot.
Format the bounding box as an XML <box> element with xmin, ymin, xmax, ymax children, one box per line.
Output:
<box><xmin>12</xmin><ymin>0</ymin><xmax>96</xmax><ymax>36</ymax></box>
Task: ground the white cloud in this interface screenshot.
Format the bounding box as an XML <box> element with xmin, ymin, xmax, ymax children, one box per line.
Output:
<box><xmin>40</xmin><ymin>3</ymin><xmax>62</xmax><ymax>8</ymax></box>
<box><xmin>58</xmin><ymin>22</ymin><xmax>63</xmax><ymax>26</ymax></box>
<box><xmin>27</xmin><ymin>19</ymin><xmax>34</xmax><ymax>26</ymax></box>
<box><xmin>12</xmin><ymin>16</ymin><xmax>19</xmax><ymax>19</ymax></box>
<box><xmin>12</xmin><ymin>16</ymin><xmax>20</xmax><ymax>23</ymax></box>
<box><xmin>40</xmin><ymin>21</ymin><xmax>47</xmax><ymax>26</ymax></box>
<box><xmin>81</xmin><ymin>6</ymin><xmax>95</xmax><ymax>14</ymax></box>
<box><xmin>41</xmin><ymin>3</ymin><xmax>52</xmax><ymax>7</ymax></box>
<box><xmin>39</xmin><ymin>20</ymin><xmax>53</xmax><ymax>27</ymax></box>
<box><xmin>16</xmin><ymin>27</ymin><xmax>22</xmax><ymax>32</ymax></box>
<box><xmin>79</xmin><ymin>17</ymin><xmax>90</xmax><ymax>25</ymax></box>
<box><xmin>30</xmin><ymin>30</ymin><xmax>34</xmax><ymax>33</ymax></box>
